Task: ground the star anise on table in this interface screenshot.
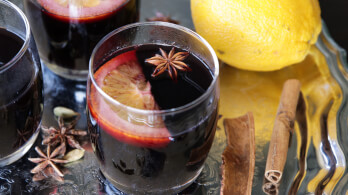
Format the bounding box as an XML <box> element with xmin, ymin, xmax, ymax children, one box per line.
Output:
<box><xmin>28</xmin><ymin>145</ymin><xmax>68</xmax><ymax>181</ymax></box>
<box><xmin>41</xmin><ymin>115</ymin><xmax>87</xmax><ymax>154</ymax></box>
<box><xmin>32</xmin><ymin>166</ymin><xmax>67</xmax><ymax>182</ymax></box>
<box><xmin>145</xmin><ymin>47</ymin><xmax>191</xmax><ymax>81</ymax></box>
<box><xmin>146</xmin><ymin>12</ymin><xmax>179</xmax><ymax>24</ymax></box>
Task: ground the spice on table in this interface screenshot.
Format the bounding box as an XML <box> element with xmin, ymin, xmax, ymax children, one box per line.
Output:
<box><xmin>63</xmin><ymin>148</ymin><xmax>85</xmax><ymax>163</ymax></box>
<box><xmin>262</xmin><ymin>178</ymin><xmax>279</xmax><ymax>195</ymax></box>
<box><xmin>28</xmin><ymin>107</ymin><xmax>86</xmax><ymax>182</ymax></box>
<box><xmin>264</xmin><ymin>79</ymin><xmax>301</xmax><ymax>184</ymax></box>
<box><xmin>221</xmin><ymin>112</ymin><xmax>255</xmax><ymax>195</ymax></box>
<box><xmin>53</xmin><ymin>106</ymin><xmax>80</xmax><ymax>119</ymax></box>
<box><xmin>28</xmin><ymin>145</ymin><xmax>68</xmax><ymax>181</ymax></box>
<box><xmin>32</xmin><ymin>166</ymin><xmax>65</xmax><ymax>182</ymax></box>
<box><xmin>41</xmin><ymin>115</ymin><xmax>87</xmax><ymax>154</ymax></box>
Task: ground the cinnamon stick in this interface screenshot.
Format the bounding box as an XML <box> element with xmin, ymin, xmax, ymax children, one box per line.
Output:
<box><xmin>264</xmin><ymin>79</ymin><xmax>301</xmax><ymax>184</ymax></box>
<box><xmin>262</xmin><ymin>178</ymin><xmax>279</xmax><ymax>195</ymax></box>
<box><xmin>221</xmin><ymin>112</ymin><xmax>255</xmax><ymax>195</ymax></box>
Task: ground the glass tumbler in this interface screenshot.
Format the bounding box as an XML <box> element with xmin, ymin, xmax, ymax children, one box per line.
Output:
<box><xmin>0</xmin><ymin>0</ymin><xmax>43</xmax><ymax>166</ymax></box>
<box><xmin>87</xmin><ymin>22</ymin><xmax>219</xmax><ymax>194</ymax></box>
<box><xmin>23</xmin><ymin>0</ymin><xmax>139</xmax><ymax>80</ymax></box>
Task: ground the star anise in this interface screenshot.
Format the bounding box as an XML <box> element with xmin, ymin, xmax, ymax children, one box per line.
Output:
<box><xmin>28</xmin><ymin>145</ymin><xmax>68</xmax><ymax>181</ymax></box>
<box><xmin>13</xmin><ymin>116</ymin><xmax>39</xmax><ymax>148</ymax></box>
<box><xmin>32</xmin><ymin>166</ymin><xmax>68</xmax><ymax>182</ymax></box>
<box><xmin>41</xmin><ymin>115</ymin><xmax>87</xmax><ymax>153</ymax></box>
<box><xmin>0</xmin><ymin>107</ymin><xmax>8</xmax><ymax>121</ymax></box>
<box><xmin>13</xmin><ymin>129</ymin><xmax>31</xmax><ymax>148</ymax></box>
<box><xmin>145</xmin><ymin>47</ymin><xmax>191</xmax><ymax>81</ymax></box>
<box><xmin>146</xmin><ymin>12</ymin><xmax>179</xmax><ymax>24</ymax></box>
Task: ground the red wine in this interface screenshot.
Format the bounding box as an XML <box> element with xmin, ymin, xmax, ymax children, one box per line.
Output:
<box><xmin>0</xmin><ymin>28</ymin><xmax>43</xmax><ymax>157</ymax></box>
<box><xmin>88</xmin><ymin>44</ymin><xmax>217</xmax><ymax>193</ymax></box>
<box><xmin>24</xmin><ymin>0</ymin><xmax>139</xmax><ymax>72</ymax></box>
<box><xmin>0</xmin><ymin>28</ymin><xmax>23</xmax><ymax>66</ymax></box>
<box><xmin>137</xmin><ymin>45</ymin><xmax>212</xmax><ymax>109</ymax></box>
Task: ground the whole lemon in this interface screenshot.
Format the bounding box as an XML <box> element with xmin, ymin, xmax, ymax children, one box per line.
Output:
<box><xmin>191</xmin><ymin>0</ymin><xmax>322</xmax><ymax>71</ymax></box>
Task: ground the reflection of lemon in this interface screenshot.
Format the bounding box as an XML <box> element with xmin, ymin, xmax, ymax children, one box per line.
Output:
<box><xmin>55</xmin><ymin>0</ymin><xmax>100</xmax><ymax>7</ymax></box>
<box><xmin>191</xmin><ymin>0</ymin><xmax>322</xmax><ymax>71</ymax></box>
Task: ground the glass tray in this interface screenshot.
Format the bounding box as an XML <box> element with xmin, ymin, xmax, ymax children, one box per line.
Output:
<box><xmin>2</xmin><ymin>0</ymin><xmax>348</xmax><ymax>194</ymax></box>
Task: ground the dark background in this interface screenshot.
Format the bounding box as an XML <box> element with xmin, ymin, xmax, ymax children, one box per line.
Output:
<box><xmin>319</xmin><ymin>0</ymin><xmax>348</xmax><ymax>52</ymax></box>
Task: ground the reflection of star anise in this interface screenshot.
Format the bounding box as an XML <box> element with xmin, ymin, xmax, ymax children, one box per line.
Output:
<box><xmin>28</xmin><ymin>145</ymin><xmax>68</xmax><ymax>180</ymax></box>
<box><xmin>32</xmin><ymin>166</ymin><xmax>65</xmax><ymax>182</ymax></box>
<box><xmin>90</xmin><ymin>131</ymin><xmax>98</xmax><ymax>149</ymax></box>
<box><xmin>42</xmin><ymin>115</ymin><xmax>87</xmax><ymax>152</ymax></box>
<box><xmin>145</xmin><ymin>47</ymin><xmax>191</xmax><ymax>81</ymax></box>
<box><xmin>13</xmin><ymin>128</ymin><xmax>31</xmax><ymax>148</ymax></box>
<box><xmin>13</xmin><ymin>116</ymin><xmax>39</xmax><ymax>148</ymax></box>
<box><xmin>0</xmin><ymin>107</ymin><xmax>8</xmax><ymax>121</ymax></box>
<box><xmin>146</xmin><ymin>12</ymin><xmax>179</xmax><ymax>24</ymax></box>
<box><xmin>90</xmin><ymin>130</ymin><xmax>104</xmax><ymax>161</ymax></box>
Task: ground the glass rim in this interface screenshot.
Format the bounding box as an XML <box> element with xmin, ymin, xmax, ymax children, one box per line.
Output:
<box><xmin>0</xmin><ymin>0</ymin><xmax>30</xmax><ymax>72</ymax></box>
<box><xmin>89</xmin><ymin>21</ymin><xmax>219</xmax><ymax>115</ymax></box>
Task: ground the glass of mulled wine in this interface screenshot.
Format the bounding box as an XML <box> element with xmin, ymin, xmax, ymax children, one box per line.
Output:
<box><xmin>23</xmin><ymin>0</ymin><xmax>139</xmax><ymax>80</ymax></box>
<box><xmin>0</xmin><ymin>0</ymin><xmax>43</xmax><ymax>166</ymax></box>
<box><xmin>87</xmin><ymin>22</ymin><xmax>219</xmax><ymax>194</ymax></box>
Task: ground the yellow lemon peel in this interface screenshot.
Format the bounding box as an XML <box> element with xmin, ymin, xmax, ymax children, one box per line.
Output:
<box><xmin>191</xmin><ymin>0</ymin><xmax>322</xmax><ymax>71</ymax></box>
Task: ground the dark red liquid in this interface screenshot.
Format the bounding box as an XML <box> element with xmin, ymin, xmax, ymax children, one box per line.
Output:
<box><xmin>88</xmin><ymin>45</ymin><xmax>218</xmax><ymax>193</ymax></box>
<box><xmin>319</xmin><ymin>0</ymin><xmax>348</xmax><ymax>52</ymax></box>
<box><xmin>0</xmin><ymin>29</ymin><xmax>43</xmax><ymax>157</ymax></box>
<box><xmin>0</xmin><ymin>29</ymin><xmax>22</xmax><ymax>67</ymax></box>
<box><xmin>24</xmin><ymin>0</ymin><xmax>139</xmax><ymax>71</ymax></box>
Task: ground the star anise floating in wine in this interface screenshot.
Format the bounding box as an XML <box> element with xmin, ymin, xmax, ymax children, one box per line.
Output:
<box><xmin>145</xmin><ymin>47</ymin><xmax>191</xmax><ymax>81</ymax></box>
<box><xmin>41</xmin><ymin>114</ymin><xmax>87</xmax><ymax>155</ymax></box>
<box><xmin>28</xmin><ymin>145</ymin><xmax>68</xmax><ymax>181</ymax></box>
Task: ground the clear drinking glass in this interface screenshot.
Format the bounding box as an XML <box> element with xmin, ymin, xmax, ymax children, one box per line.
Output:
<box><xmin>23</xmin><ymin>0</ymin><xmax>139</xmax><ymax>80</ymax></box>
<box><xmin>87</xmin><ymin>22</ymin><xmax>219</xmax><ymax>194</ymax></box>
<box><xmin>0</xmin><ymin>0</ymin><xmax>43</xmax><ymax>166</ymax></box>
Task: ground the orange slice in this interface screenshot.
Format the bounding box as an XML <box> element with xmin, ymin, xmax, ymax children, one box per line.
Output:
<box><xmin>38</xmin><ymin>0</ymin><xmax>126</xmax><ymax>22</ymax></box>
<box><xmin>88</xmin><ymin>50</ymin><xmax>171</xmax><ymax>148</ymax></box>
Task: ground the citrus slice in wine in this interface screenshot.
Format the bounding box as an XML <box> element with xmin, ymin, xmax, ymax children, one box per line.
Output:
<box><xmin>88</xmin><ymin>50</ymin><xmax>171</xmax><ymax>148</ymax></box>
<box><xmin>37</xmin><ymin>0</ymin><xmax>128</xmax><ymax>22</ymax></box>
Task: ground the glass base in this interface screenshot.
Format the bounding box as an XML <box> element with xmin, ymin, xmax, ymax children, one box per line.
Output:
<box><xmin>42</xmin><ymin>60</ymin><xmax>88</xmax><ymax>81</ymax></box>
<box><xmin>102</xmin><ymin>166</ymin><xmax>203</xmax><ymax>195</ymax></box>
<box><xmin>0</xmin><ymin>125</ymin><xmax>40</xmax><ymax>167</ymax></box>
